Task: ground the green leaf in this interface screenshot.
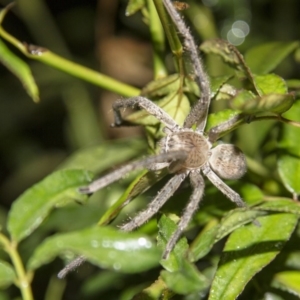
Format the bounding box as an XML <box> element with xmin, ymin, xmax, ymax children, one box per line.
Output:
<box><xmin>126</xmin><ymin>0</ymin><xmax>146</xmax><ymax>16</ymax></box>
<box><xmin>209</xmin><ymin>213</ymin><xmax>298</xmax><ymax>300</ymax></box>
<box><xmin>214</xmin><ymin>83</ymin><xmax>238</xmax><ymax>101</ymax></box>
<box><xmin>200</xmin><ymin>39</ymin><xmax>259</xmax><ymax>93</ymax></box>
<box><xmin>57</xmin><ymin>138</ymin><xmax>146</xmax><ymax>172</ymax></box>
<box><xmin>278</xmin><ymin>101</ymin><xmax>300</xmax><ymax>156</ymax></box>
<box><xmin>255</xmin><ymin>199</ymin><xmax>300</xmax><ymax>215</ymax></box>
<box><xmin>231</xmin><ymin>92</ymin><xmax>294</xmax><ymax>114</ymax></box>
<box><xmin>161</xmin><ymin>259</ymin><xmax>208</xmax><ymax>295</ymax></box>
<box><xmin>98</xmin><ymin>169</ymin><xmax>167</xmax><ymax>226</ymax></box>
<box><xmin>7</xmin><ymin>169</ymin><xmax>93</xmax><ymax>243</ymax></box>
<box><xmin>189</xmin><ymin>208</ymin><xmax>265</xmax><ymax>262</ymax></box>
<box><xmin>272</xmin><ymin>271</ymin><xmax>300</xmax><ymax>297</ymax></box>
<box><xmin>184</xmin><ymin>75</ymin><xmax>232</xmax><ymax>98</ymax></box>
<box><xmin>133</xmin><ymin>277</ymin><xmax>172</xmax><ymax>299</ymax></box>
<box><xmin>206</xmin><ymin>109</ymin><xmax>242</xmax><ymax>133</ymax></box>
<box><xmin>27</xmin><ymin>226</ymin><xmax>161</xmax><ymax>273</ymax></box>
<box><xmin>188</xmin><ymin>219</ymin><xmax>220</xmax><ymax>262</ymax></box>
<box><xmin>245</xmin><ymin>41</ymin><xmax>300</xmax><ymax>74</ymax></box>
<box><xmin>157</xmin><ymin>215</ymin><xmax>189</xmax><ymax>272</ymax></box>
<box><xmin>278</xmin><ymin>101</ymin><xmax>300</xmax><ymax>194</ymax></box>
<box><xmin>240</xmin><ymin>183</ymin><xmax>264</xmax><ymax>205</ymax></box>
<box><xmin>200</xmin><ymin>39</ymin><xmax>248</xmax><ymax>72</ymax></box>
<box><xmin>254</xmin><ymin>74</ymin><xmax>287</xmax><ymax>95</ymax></box>
<box><xmin>126</xmin><ymin>91</ymin><xmax>190</xmax><ymax>127</ymax></box>
<box><xmin>278</xmin><ymin>155</ymin><xmax>300</xmax><ymax>195</ymax></box>
<box><xmin>0</xmin><ymin>261</ymin><xmax>15</xmax><ymax>288</ymax></box>
<box><xmin>142</xmin><ymin>74</ymin><xmax>180</xmax><ymax>97</ymax></box>
<box><xmin>0</xmin><ymin>39</ymin><xmax>39</xmax><ymax>102</ymax></box>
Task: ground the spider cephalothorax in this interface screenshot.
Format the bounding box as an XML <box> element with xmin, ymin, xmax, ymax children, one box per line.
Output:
<box><xmin>69</xmin><ymin>0</ymin><xmax>253</xmax><ymax>268</ymax></box>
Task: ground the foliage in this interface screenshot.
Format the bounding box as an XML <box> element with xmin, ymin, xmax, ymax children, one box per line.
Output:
<box><xmin>0</xmin><ymin>0</ymin><xmax>300</xmax><ymax>299</ymax></box>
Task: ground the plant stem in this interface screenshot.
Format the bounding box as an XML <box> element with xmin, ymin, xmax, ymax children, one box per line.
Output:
<box><xmin>153</xmin><ymin>0</ymin><xmax>183</xmax><ymax>64</ymax></box>
<box><xmin>147</xmin><ymin>0</ymin><xmax>167</xmax><ymax>79</ymax></box>
<box><xmin>0</xmin><ymin>234</ymin><xmax>33</xmax><ymax>300</ymax></box>
<box><xmin>0</xmin><ymin>7</ymin><xmax>139</xmax><ymax>97</ymax></box>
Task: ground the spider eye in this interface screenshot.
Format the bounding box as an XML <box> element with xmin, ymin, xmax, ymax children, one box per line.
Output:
<box><xmin>209</xmin><ymin>144</ymin><xmax>247</xmax><ymax>180</ymax></box>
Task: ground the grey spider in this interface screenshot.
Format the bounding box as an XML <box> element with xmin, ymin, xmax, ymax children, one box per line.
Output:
<box><xmin>58</xmin><ymin>0</ymin><xmax>254</xmax><ymax>278</ymax></box>
<box><xmin>78</xmin><ymin>0</ymin><xmax>251</xmax><ymax>260</ymax></box>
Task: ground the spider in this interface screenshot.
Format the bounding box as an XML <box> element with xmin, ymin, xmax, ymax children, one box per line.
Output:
<box><xmin>77</xmin><ymin>0</ymin><xmax>252</xmax><ymax>261</ymax></box>
<box><xmin>58</xmin><ymin>0</ymin><xmax>255</xmax><ymax>278</ymax></box>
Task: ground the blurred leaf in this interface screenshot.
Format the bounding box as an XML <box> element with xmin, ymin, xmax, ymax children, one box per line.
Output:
<box><xmin>0</xmin><ymin>39</ymin><xmax>39</xmax><ymax>102</ymax></box>
<box><xmin>206</xmin><ymin>109</ymin><xmax>242</xmax><ymax>133</ymax></box>
<box><xmin>133</xmin><ymin>277</ymin><xmax>171</xmax><ymax>299</ymax></box>
<box><xmin>209</xmin><ymin>213</ymin><xmax>298</xmax><ymax>300</ymax></box>
<box><xmin>0</xmin><ymin>261</ymin><xmax>15</xmax><ymax>288</ymax></box>
<box><xmin>200</xmin><ymin>39</ymin><xmax>247</xmax><ymax>72</ymax></box>
<box><xmin>142</xmin><ymin>74</ymin><xmax>180</xmax><ymax>97</ymax></box>
<box><xmin>27</xmin><ymin>226</ymin><xmax>161</xmax><ymax>273</ymax></box>
<box><xmin>188</xmin><ymin>219</ymin><xmax>219</xmax><ymax>262</ymax></box>
<box><xmin>287</xmin><ymin>79</ymin><xmax>300</xmax><ymax>89</ymax></box>
<box><xmin>157</xmin><ymin>215</ymin><xmax>189</xmax><ymax>272</ymax></box>
<box><xmin>256</xmin><ymin>199</ymin><xmax>300</xmax><ymax>215</ymax></box>
<box><xmin>245</xmin><ymin>41</ymin><xmax>300</xmax><ymax>74</ymax></box>
<box><xmin>58</xmin><ymin>138</ymin><xmax>146</xmax><ymax>172</ymax></box>
<box><xmin>254</xmin><ymin>74</ymin><xmax>287</xmax><ymax>95</ymax></box>
<box><xmin>126</xmin><ymin>0</ymin><xmax>146</xmax><ymax>16</ymax></box>
<box><xmin>278</xmin><ymin>101</ymin><xmax>300</xmax><ymax>155</ymax></box>
<box><xmin>7</xmin><ymin>169</ymin><xmax>93</xmax><ymax>243</ymax></box>
<box><xmin>161</xmin><ymin>259</ymin><xmax>208</xmax><ymax>295</ymax></box>
<box><xmin>231</xmin><ymin>92</ymin><xmax>294</xmax><ymax>114</ymax></box>
<box><xmin>184</xmin><ymin>75</ymin><xmax>232</xmax><ymax>98</ymax></box>
<box><xmin>200</xmin><ymin>39</ymin><xmax>259</xmax><ymax>93</ymax></box>
<box><xmin>278</xmin><ymin>101</ymin><xmax>300</xmax><ymax>194</ymax></box>
<box><xmin>240</xmin><ymin>183</ymin><xmax>264</xmax><ymax>205</ymax></box>
<box><xmin>214</xmin><ymin>83</ymin><xmax>238</xmax><ymax>101</ymax></box>
<box><xmin>81</xmin><ymin>271</ymin><xmax>125</xmax><ymax>295</ymax></box>
<box><xmin>272</xmin><ymin>271</ymin><xmax>300</xmax><ymax>297</ymax></box>
<box><xmin>278</xmin><ymin>155</ymin><xmax>300</xmax><ymax>195</ymax></box>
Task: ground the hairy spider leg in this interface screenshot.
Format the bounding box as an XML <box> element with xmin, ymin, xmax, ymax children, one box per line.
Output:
<box><xmin>208</xmin><ymin>114</ymin><xmax>244</xmax><ymax>143</ymax></box>
<box><xmin>79</xmin><ymin>151</ymin><xmax>187</xmax><ymax>194</ymax></box>
<box><xmin>202</xmin><ymin>163</ymin><xmax>247</xmax><ymax>208</ymax></box>
<box><xmin>163</xmin><ymin>171</ymin><xmax>205</xmax><ymax>259</ymax></box>
<box><xmin>112</xmin><ymin>97</ymin><xmax>180</xmax><ymax>131</ymax></box>
<box><xmin>163</xmin><ymin>0</ymin><xmax>211</xmax><ymax>131</ymax></box>
<box><xmin>57</xmin><ymin>256</ymin><xmax>85</xmax><ymax>279</ymax></box>
<box><xmin>120</xmin><ymin>173</ymin><xmax>187</xmax><ymax>232</ymax></box>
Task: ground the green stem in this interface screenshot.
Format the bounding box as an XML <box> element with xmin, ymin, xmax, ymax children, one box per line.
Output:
<box><xmin>32</xmin><ymin>50</ymin><xmax>140</xmax><ymax>97</ymax></box>
<box><xmin>0</xmin><ymin>8</ymin><xmax>139</xmax><ymax>97</ymax></box>
<box><xmin>147</xmin><ymin>0</ymin><xmax>167</xmax><ymax>79</ymax></box>
<box><xmin>251</xmin><ymin>115</ymin><xmax>300</xmax><ymax>128</ymax></box>
<box><xmin>279</xmin><ymin>116</ymin><xmax>300</xmax><ymax>128</ymax></box>
<box><xmin>0</xmin><ymin>234</ymin><xmax>33</xmax><ymax>300</ymax></box>
<box><xmin>152</xmin><ymin>0</ymin><xmax>183</xmax><ymax>64</ymax></box>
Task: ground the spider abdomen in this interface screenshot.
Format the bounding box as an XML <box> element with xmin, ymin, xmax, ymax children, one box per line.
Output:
<box><xmin>165</xmin><ymin>131</ymin><xmax>211</xmax><ymax>171</ymax></box>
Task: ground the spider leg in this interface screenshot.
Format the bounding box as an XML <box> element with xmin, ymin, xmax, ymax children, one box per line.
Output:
<box><xmin>112</xmin><ymin>97</ymin><xmax>179</xmax><ymax>130</ymax></box>
<box><xmin>163</xmin><ymin>171</ymin><xmax>205</xmax><ymax>259</ymax></box>
<box><xmin>204</xmin><ymin>163</ymin><xmax>261</xmax><ymax>227</ymax></box>
<box><xmin>79</xmin><ymin>151</ymin><xmax>187</xmax><ymax>194</ymax></box>
<box><xmin>163</xmin><ymin>0</ymin><xmax>211</xmax><ymax>131</ymax></box>
<box><xmin>202</xmin><ymin>163</ymin><xmax>247</xmax><ymax>208</ymax></box>
<box><xmin>57</xmin><ymin>255</ymin><xmax>85</xmax><ymax>279</ymax></box>
<box><xmin>208</xmin><ymin>114</ymin><xmax>244</xmax><ymax>143</ymax></box>
<box><xmin>120</xmin><ymin>173</ymin><xmax>187</xmax><ymax>232</ymax></box>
